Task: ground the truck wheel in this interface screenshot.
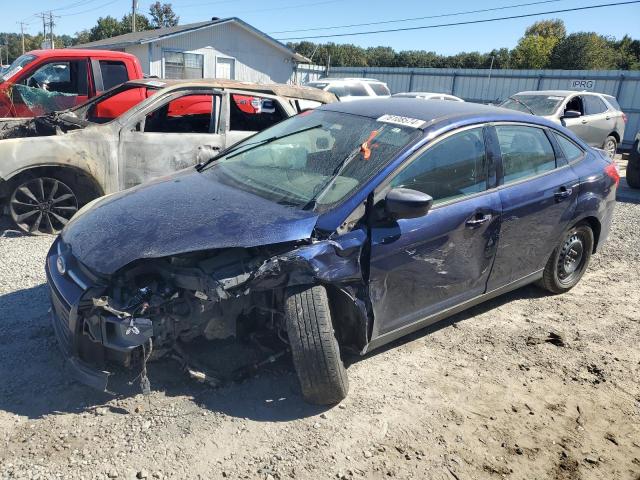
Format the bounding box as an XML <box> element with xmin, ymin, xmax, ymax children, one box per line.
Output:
<box><xmin>538</xmin><ymin>223</ymin><xmax>594</xmax><ymax>294</ymax></box>
<box><xmin>626</xmin><ymin>141</ymin><xmax>640</xmax><ymax>189</ymax></box>
<box><xmin>284</xmin><ymin>285</ymin><xmax>349</xmax><ymax>405</ymax></box>
<box><xmin>9</xmin><ymin>176</ymin><xmax>79</xmax><ymax>235</ymax></box>
<box><xmin>603</xmin><ymin>136</ymin><xmax>617</xmax><ymax>159</ymax></box>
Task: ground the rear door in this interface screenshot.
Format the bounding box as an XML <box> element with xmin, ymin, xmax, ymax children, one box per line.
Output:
<box><xmin>486</xmin><ymin>123</ymin><xmax>579</xmax><ymax>290</ymax></box>
<box><xmin>118</xmin><ymin>90</ymin><xmax>223</xmax><ymax>189</ymax></box>
<box><xmin>368</xmin><ymin>125</ymin><xmax>501</xmax><ymax>339</ymax></box>
<box><xmin>582</xmin><ymin>95</ymin><xmax>614</xmax><ymax>147</ymax></box>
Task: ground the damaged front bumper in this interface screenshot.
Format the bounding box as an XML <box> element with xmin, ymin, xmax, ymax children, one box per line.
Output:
<box><xmin>46</xmin><ymin>246</ymin><xmax>111</xmax><ymax>391</ymax></box>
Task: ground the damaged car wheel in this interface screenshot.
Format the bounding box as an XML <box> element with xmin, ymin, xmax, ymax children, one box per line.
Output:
<box><xmin>9</xmin><ymin>176</ymin><xmax>79</xmax><ymax>235</ymax></box>
<box><xmin>285</xmin><ymin>285</ymin><xmax>349</xmax><ymax>405</ymax></box>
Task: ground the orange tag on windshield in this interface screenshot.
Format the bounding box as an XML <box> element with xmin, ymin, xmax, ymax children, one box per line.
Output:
<box><xmin>360</xmin><ymin>130</ymin><xmax>378</xmax><ymax>160</ymax></box>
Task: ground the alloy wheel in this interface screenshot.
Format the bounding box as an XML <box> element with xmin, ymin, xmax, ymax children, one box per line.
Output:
<box><xmin>9</xmin><ymin>177</ymin><xmax>78</xmax><ymax>235</ymax></box>
<box><xmin>605</xmin><ymin>139</ymin><xmax>617</xmax><ymax>159</ymax></box>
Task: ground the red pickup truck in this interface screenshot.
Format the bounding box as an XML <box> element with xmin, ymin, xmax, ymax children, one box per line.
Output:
<box><xmin>0</xmin><ymin>49</ymin><xmax>144</xmax><ymax>118</ymax></box>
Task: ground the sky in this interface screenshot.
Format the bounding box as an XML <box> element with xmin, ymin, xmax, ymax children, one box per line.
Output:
<box><xmin>0</xmin><ymin>0</ymin><xmax>638</xmax><ymax>55</ymax></box>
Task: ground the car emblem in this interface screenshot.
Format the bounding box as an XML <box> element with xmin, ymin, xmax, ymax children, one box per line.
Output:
<box><xmin>56</xmin><ymin>255</ymin><xmax>67</xmax><ymax>275</ymax></box>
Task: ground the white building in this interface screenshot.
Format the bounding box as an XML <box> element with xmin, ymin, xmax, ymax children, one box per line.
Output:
<box><xmin>76</xmin><ymin>17</ymin><xmax>309</xmax><ymax>84</ymax></box>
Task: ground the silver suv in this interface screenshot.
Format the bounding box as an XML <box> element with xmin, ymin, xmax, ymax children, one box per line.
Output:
<box><xmin>500</xmin><ymin>90</ymin><xmax>626</xmax><ymax>158</ymax></box>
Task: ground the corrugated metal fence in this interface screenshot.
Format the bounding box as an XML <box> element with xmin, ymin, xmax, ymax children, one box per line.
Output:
<box><xmin>291</xmin><ymin>65</ymin><xmax>640</xmax><ymax>148</ymax></box>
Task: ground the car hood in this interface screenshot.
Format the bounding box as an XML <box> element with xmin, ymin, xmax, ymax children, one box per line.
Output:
<box><xmin>61</xmin><ymin>169</ymin><xmax>320</xmax><ymax>275</ymax></box>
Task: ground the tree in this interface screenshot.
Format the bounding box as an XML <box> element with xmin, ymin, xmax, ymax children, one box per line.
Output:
<box><xmin>550</xmin><ymin>32</ymin><xmax>618</xmax><ymax>69</ymax></box>
<box><xmin>149</xmin><ymin>2</ymin><xmax>180</xmax><ymax>28</ymax></box>
<box><xmin>525</xmin><ymin>19</ymin><xmax>566</xmax><ymax>39</ymax></box>
<box><xmin>120</xmin><ymin>13</ymin><xmax>152</xmax><ymax>33</ymax></box>
<box><xmin>512</xmin><ymin>19</ymin><xmax>565</xmax><ymax>69</ymax></box>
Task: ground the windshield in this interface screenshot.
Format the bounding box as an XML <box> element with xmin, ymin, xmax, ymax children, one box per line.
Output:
<box><xmin>202</xmin><ymin>109</ymin><xmax>423</xmax><ymax>211</ymax></box>
<box><xmin>0</xmin><ymin>54</ymin><xmax>37</xmax><ymax>82</ymax></box>
<box><xmin>500</xmin><ymin>94</ymin><xmax>564</xmax><ymax>116</ymax></box>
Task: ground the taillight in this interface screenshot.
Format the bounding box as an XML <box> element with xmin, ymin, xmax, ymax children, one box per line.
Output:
<box><xmin>604</xmin><ymin>163</ymin><xmax>620</xmax><ymax>186</ymax></box>
<box><xmin>622</xmin><ymin>113</ymin><xmax>628</xmax><ymax>124</ymax></box>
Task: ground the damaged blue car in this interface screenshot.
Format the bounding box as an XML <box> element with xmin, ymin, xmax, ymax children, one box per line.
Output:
<box><xmin>46</xmin><ymin>99</ymin><xmax>618</xmax><ymax>404</ymax></box>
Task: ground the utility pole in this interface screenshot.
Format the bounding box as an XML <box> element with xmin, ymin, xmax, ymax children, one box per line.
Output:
<box><xmin>48</xmin><ymin>11</ymin><xmax>55</xmax><ymax>49</ymax></box>
<box><xmin>18</xmin><ymin>22</ymin><xmax>27</xmax><ymax>54</ymax></box>
<box><xmin>132</xmin><ymin>0</ymin><xmax>138</xmax><ymax>32</ymax></box>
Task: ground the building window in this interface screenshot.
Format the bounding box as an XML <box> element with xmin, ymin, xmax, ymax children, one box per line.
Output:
<box><xmin>164</xmin><ymin>51</ymin><xmax>204</xmax><ymax>79</ymax></box>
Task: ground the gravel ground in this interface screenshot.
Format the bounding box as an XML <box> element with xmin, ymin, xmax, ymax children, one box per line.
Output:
<box><xmin>0</xmin><ymin>195</ymin><xmax>639</xmax><ymax>479</ymax></box>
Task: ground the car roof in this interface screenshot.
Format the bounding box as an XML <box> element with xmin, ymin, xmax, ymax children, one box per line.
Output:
<box><xmin>514</xmin><ymin>90</ymin><xmax>604</xmax><ymax>97</ymax></box>
<box><xmin>123</xmin><ymin>78</ymin><xmax>338</xmax><ymax>104</ymax></box>
<box><xmin>28</xmin><ymin>49</ymin><xmax>139</xmax><ymax>60</ymax></box>
<box><xmin>321</xmin><ymin>97</ymin><xmax>547</xmax><ymax>129</ymax></box>
<box><xmin>309</xmin><ymin>78</ymin><xmax>386</xmax><ymax>84</ymax></box>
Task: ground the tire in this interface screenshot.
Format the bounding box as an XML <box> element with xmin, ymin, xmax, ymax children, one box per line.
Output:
<box><xmin>626</xmin><ymin>141</ymin><xmax>640</xmax><ymax>189</ymax></box>
<box><xmin>603</xmin><ymin>135</ymin><xmax>617</xmax><ymax>160</ymax></box>
<box><xmin>284</xmin><ymin>285</ymin><xmax>349</xmax><ymax>405</ymax></box>
<box><xmin>538</xmin><ymin>223</ymin><xmax>594</xmax><ymax>294</ymax></box>
<box><xmin>8</xmin><ymin>175</ymin><xmax>80</xmax><ymax>235</ymax></box>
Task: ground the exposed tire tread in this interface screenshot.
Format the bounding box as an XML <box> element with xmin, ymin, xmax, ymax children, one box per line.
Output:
<box><xmin>285</xmin><ymin>285</ymin><xmax>348</xmax><ymax>405</ymax></box>
<box><xmin>626</xmin><ymin>142</ymin><xmax>640</xmax><ymax>189</ymax></box>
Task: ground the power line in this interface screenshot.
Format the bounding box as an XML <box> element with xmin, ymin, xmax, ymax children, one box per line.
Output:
<box><xmin>277</xmin><ymin>0</ymin><xmax>640</xmax><ymax>40</ymax></box>
<box><xmin>270</xmin><ymin>0</ymin><xmax>566</xmax><ymax>35</ymax></box>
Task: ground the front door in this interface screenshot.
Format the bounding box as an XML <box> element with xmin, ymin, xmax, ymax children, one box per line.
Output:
<box><xmin>486</xmin><ymin>124</ymin><xmax>579</xmax><ymax>290</ymax></box>
<box><xmin>368</xmin><ymin>126</ymin><xmax>501</xmax><ymax>338</ymax></box>
<box><xmin>119</xmin><ymin>91</ymin><xmax>223</xmax><ymax>189</ymax></box>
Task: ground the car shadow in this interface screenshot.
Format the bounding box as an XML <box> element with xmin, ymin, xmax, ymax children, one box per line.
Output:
<box><xmin>0</xmin><ymin>279</ymin><xmax>545</xmax><ymax>422</ymax></box>
<box><xmin>0</xmin><ymin>284</ymin><xmax>325</xmax><ymax>421</ymax></box>
<box><xmin>0</xmin><ymin>216</ymin><xmax>26</xmax><ymax>238</ymax></box>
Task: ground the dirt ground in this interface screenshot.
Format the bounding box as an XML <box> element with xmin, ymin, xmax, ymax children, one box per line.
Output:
<box><xmin>0</xmin><ymin>165</ymin><xmax>638</xmax><ymax>480</ymax></box>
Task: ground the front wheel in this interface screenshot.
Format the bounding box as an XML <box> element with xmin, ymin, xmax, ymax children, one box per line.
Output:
<box><xmin>626</xmin><ymin>141</ymin><xmax>640</xmax><ymax>189</ymax></box>
<box><xmin>284</xmin><ymin>285</ymin><xmax>349</xmax><ymax>405</ymax></box>
<box><xmin>9</xmin><ymin>176</ymin><xmax>79</xmax><ymax>235</ymax></box>
<box><xmin>538</xmin><ymin>223</ymin><xmax>594</xmax><ymax>294</ymax></box>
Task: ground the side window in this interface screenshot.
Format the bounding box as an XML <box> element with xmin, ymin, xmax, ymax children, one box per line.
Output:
<box><xmin>495</xmin><ymin>125</ymin><xmax>556</xmax><ymax>184</ymax></box>
<box><xmin>584</xmin><ymin>95</ymin><xmax>608</xmax><ymax>115</ymax></box>
<box><xmin>553</xmin><ymin>132</ymin><xmax>584</xmax><ymax>163</ymax></box>
<box><xmin>16</xmin><ymin>60</ymin><xmax>89</xmax><ymax>113</ymax></box>
<box><xmin>88</xmin><ymin>87</ymin><xmax>157</xmax><ymax>123</ymax></box>
<box><xmin>390</xmin><ymin>127</ymin><xmax>487</xmax><ymax>204</ymax></box>
<box><xmin>369</xmin><ymin>83</ymin><xmax>390</xmax><ymax>96</ymax></box>
<box><xmin>229</xmin><ymin>94</ymin><xmax>286</xmax><ymax>132</ymax></box>
<box><xmin>564</xmin><ymin>96</ymin><xmax>584</xmax><ymax>115</ymax></box>
<box><xmin>326</xmin><ymin>85</ymin><xmax>347</xmax><ymax>97</ymax></box>
<box><xmin>144</xmin><ymin>94</ymin><xmax>219</xmax><ymax>134</ymax></box>
<box><xmin>347</xmin><ymin>83</ymin><xmax>369</xmax><ymax>96</ymax></box>
<box><xmin>99</xmin><ymin>60</ymin><xmax>129</xmax><ymax>90</ymax></box>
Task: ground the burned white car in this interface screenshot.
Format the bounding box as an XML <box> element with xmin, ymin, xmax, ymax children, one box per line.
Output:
<box><xmin>0</xmin><ymin>79</ymin><xmax>336</xmax><ymax>234</ymax></box>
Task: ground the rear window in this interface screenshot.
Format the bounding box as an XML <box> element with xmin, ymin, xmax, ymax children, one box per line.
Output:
<box><xmin>100</xmin><ymin>60</ymin><xmax>129</xmax><ymax>90</ymax></box>
<box><xmin>603</xmin><ymin>95</ymin><xmax>622</xmax><ymax>111</ymax></box>
<box><xmin>369</xmin><ymin>83</ymin><xmax>390</xmax><ymax>96</ymax></box>
<box><xmin>553</xmin><ymin>133</ymin><xmax>584</xmax><ymax>163</ymax></box>
<box><xmin>584</xmin><ymin>95</ymin><xmax>608</xmax><ymax>115</ymax></box>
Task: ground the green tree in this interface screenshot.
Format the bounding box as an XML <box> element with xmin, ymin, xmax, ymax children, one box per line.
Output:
<box><xmin>149</xmin><ymin>2</ymin><xmax>180</xmax><ymax>28</ymax></box>
<box><xmin>512</xmin><ymin>19</ymin><xmax>565</xmax><ymax>69</ymax></box>
<box><xmin>550</xmin><ymin>32</ymin><xmax>618</xmax><ymax>69</ymax></box>
<box><xmin>524</xmin><ymin>19</ymin><xmax>566</xmax><ymax>39</ymax></box>
<box><xmin>365</xmin><ymin>46</ymin><xmax>395</xmax><ymax>67</ymax></box>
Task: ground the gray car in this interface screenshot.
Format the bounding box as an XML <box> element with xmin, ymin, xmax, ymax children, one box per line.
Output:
<box><xmin>500</xmin><ymin>90</ymin><xmax>626</xmax><ymax>158</ymax></box>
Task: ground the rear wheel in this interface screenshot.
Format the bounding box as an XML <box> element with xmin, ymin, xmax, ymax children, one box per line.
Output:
<box><xmin>9</xmin><ymin>176</ymin><xmax>79</xmax><ymax>235</ymax></box>
<box><xmin>603</xmin><ymin>136</ymin><xmax>617</xmax><ymax>159</ymax></box>
<box><xmin>284</xmin><ymin>285</ymin><xmax>349</xmax><ymax>405</ymax></box>
<box><xmin>626</xmin><ymin>141</ymin><xmax>640</xmax><ymax>189</ymax></box>
<box><xmin>538</xmin><ymin>223</ymin><xmax>594</xmax><ymax>294</ymax></box>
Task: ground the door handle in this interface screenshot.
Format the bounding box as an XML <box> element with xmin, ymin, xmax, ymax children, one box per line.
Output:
<box><xmin>465</xmin><ymin>212</ymin><xmax>492</xmax><ymax>228</ymax></box>
<box><xmin>581</xmin><ymin>119</ymin><xmax>588</xmax><ymax>124</ymax></box>
<box><xmin>605</xmin><ymin>116</ymin><xmax>611</xmax><ymax>120</ymax></box>
<box><xmin>554</xmin><ymin>187</ymin><xmax>573</xmax><ymax>201</ymax></box>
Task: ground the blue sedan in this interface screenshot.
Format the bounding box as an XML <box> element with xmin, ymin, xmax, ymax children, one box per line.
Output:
<box><xmin>46</xmin><ymin>99</ymin><xmax>618</xmax><ymax>404</ymax></box>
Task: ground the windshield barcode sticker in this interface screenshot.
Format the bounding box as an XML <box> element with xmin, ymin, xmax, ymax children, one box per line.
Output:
<box><xmin>377</xmin><ymin>114</ymin><xmax>426</xmax><ymax>129</ymax></box>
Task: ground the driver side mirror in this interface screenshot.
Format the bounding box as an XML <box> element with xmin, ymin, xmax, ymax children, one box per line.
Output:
<box><xmin>562</xmin><ymin>109</ymin><xmax>581</xmax><ymax>119</ymax></box>
<box><xmin>384</xmin><ymin>188</ymin><xmax>433</xmax><ymax>220</ymax></box>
